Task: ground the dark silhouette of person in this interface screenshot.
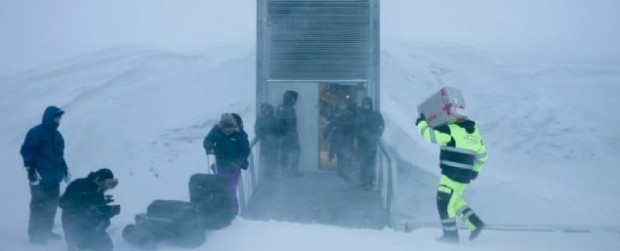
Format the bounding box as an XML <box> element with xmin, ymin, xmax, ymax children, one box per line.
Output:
<box><xmin>276</xmin><ymin>90</ymin><xmax>302</xmax><ymax>177</ymax></box>
<box><xmin>355</xmin><ymin>97</ymin><xmax>384</xmax><ymax>189</ymax></box>
<box><xmin>59</xmin><ymin>168</ymin><xmax>119</xmax><ymax>251</ymax></box>
<box><xmin>255</xmin><ymin>103</ymin><xmax>280</xmax><ymax>177</ymax></box>
<box><xmin>324</xmin><ymin>101</ymin><xmax>357</xmax><ymax>181</ymax></box>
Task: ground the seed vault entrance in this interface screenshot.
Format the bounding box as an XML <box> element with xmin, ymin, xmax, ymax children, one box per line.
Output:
<box><xmin>248</xmin><ymin>0</ymin><xmax>388</xmax><ymax>229</ymax></box>
<box><xmin>257</xmin><ymin>0</ymin><xmax>380</xmax><ymax>173</ymax></box>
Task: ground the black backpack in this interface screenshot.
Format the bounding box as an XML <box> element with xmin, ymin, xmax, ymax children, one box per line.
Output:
<box><xmin>122</xmin><ymin>200</ymin><xmax>205</xmax><ymax>249</ymax></box>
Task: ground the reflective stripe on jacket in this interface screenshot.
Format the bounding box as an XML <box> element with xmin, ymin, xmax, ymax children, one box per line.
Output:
<box><xmin>416</xmin><ymin>119</ymin><xmax>487</xmax><ymax>183</ymax></box>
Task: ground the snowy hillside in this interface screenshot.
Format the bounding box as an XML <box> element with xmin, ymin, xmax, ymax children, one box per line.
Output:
<box><xmin>382</xmin><ymin>41</ymin><xmax>620</xmax><ymax>227</ymax></box>
<box><xmin>1</xmin><ymin>41</ymin><xmax>620</xmax><ymax>251</ymax></box>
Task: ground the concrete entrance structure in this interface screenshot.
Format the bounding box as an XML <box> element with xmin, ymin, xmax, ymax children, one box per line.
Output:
<box><xmin>256</xmin><ymin>0</ymin><xmax>380</xmax><ymax>173</ymax></box>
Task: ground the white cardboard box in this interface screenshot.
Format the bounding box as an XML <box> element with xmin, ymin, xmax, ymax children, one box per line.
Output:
<box><xmin>417</xmin><ymin>86</ymin><xmax>467</xmax><ymax>128</ymax></box>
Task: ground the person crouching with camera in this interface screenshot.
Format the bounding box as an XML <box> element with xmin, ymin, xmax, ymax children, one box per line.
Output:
<box><xmin>59</xmin><ymin>168</ymin><xmax>120</xmax><ymax>251</ymax></box>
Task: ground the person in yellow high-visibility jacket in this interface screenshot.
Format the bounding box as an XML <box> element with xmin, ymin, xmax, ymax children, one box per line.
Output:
<box><xmin>415</xmin><ymin>113</ymin><xmax>488</xmax><ymax>244</ymax></box>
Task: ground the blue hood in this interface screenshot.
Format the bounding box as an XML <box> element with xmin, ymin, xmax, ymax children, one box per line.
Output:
<box><xmin>42</xmin><ymin>106</ymin><xmax>64</xmax><ymax>129</ymax></box>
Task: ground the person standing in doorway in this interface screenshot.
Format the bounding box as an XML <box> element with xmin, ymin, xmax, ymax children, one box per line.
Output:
<box><xmin>20</xmin><ymin>105</ymin><xmax>70</xmax><ymax>244</ymax></box>
<box><xmin>324</xmin><ymin>101</ymin><xmax>357</xmax><ymax>181</ymax></box>
<box><xmin>276</xmin><ymin>90</ymin><xmax>302</xmax><ymax>177</ymax></box>
<box><xmin>254</xmin><ymin>103</ymin><xmax>281</xmax><ymax>177</ymax></box>
<box><xmin>355</xmin><ymin>97</ymin><xmax>384</xmax><ymax>190</ymax></box>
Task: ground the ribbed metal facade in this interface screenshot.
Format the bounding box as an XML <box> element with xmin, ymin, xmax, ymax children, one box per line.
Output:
<box><xmin>265</xmin><ymin>0</ymin><xmax>372</xmax><ymax>80</ymax></box>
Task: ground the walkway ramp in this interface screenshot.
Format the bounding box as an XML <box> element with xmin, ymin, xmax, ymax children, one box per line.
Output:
<box><xmin>242</xmin><ymin>172</ymin><xmax>388</xmax><ymax>229</ymax></box>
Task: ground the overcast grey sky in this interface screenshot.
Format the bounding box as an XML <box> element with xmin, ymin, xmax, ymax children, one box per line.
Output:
<box><xmin>1</xmin><ymin>0</ymin><xmax>619</xmax><ymax>77</ymax></box>
<box><xmin>383</xmin><ymin>0</ymin><xmax>620</xmax><ymax>61</ymax></box>
<box><xmin>0</xmin><ymin>0</ymin><xmax>255</xmax><ymax>77</ymax></box>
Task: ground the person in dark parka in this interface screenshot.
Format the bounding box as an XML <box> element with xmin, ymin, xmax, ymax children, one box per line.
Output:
<box><xmin>20</xmin><ymin>105</ymin><xmax>70</xmax><ymax>244</ymax></box>
<box><xmin>276</xmin><ymin>90</ymin><xmax>302</xmax><ymax>176</ymax></box>
<box><xmin>324</xmin><ymin>101</ymin><xmax>357</xmax><ymax>181</ymax></box>
<box><xmin>203</xmin><ymin>113</ymin><xmax>250</xmax><ymax>218</ymax></box>
<box><xmin>355</xmin><ymin>97</ymin><xmax>385</xmax><ymax>189</ymax></box>
<box><xmin>59</xmin><ymin>168</ymin><xmax>119</xmax><ymax>251</ymax></box>
<box><xmin>254</xmin><ymin>103</ymin><xmax>280</xmax><ymax>177</ymax></box>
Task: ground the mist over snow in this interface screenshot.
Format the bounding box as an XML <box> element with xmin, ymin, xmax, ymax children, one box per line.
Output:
<box><xmin>1</xmin><ymin>0</ymin><xmax>620</xmax><ymax>251</ymax></box>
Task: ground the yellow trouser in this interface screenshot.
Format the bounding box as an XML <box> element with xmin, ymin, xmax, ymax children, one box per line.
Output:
<box><xmin>437</xmin><ymin>175</ymin><xmax>477</xmax><ymax>231</ymax></box>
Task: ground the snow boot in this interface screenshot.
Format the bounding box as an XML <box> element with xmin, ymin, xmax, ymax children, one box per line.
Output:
<box><xmin>469</xmin><ymin>222</ymin><xmax>485</xmax><ymax>241</ymax></box>
<box><xmin>436</xmin><ymin>230</ymin><xmax>459</xmax><ymax>244</ymax></box>
<box><xmin>467</xmin><ymin>214</ymin><xmax>485</xmax><ymax>241</ymax></box>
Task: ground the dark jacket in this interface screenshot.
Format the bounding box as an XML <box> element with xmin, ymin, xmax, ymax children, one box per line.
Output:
<box><xmin>255</xmin><ymin>113</ymin><xmax>280</xmax><ymax>149</ymax></box>
<box><xmin>325</xmin><ymin>110</ymin><xmax>357</xmax><ymax>152</ymax></box>
<box><xmin>277</xmin><ymin>90</ymin><xmax>298</xmax><ymax>140</ymax></box>
<box><xmin>276</xmin><ymin>105</ymin><xmax>297</xmax><ymax>139</ymax></box>
<box><xmin>20</xmin><ymin>106</ymin><xmax>68</xmax><ymax>184</ymax></box>
<box><xmin>203</xmin><ymin>125</ymin><xmax>251</xmax><ymax>168</ymax></box>
<box><xmin>355</xmin><ymin>104</ymin><xmax>385</xmax><ymax>149</ymax></box>
<box><xmin>59</xmin><ymin>175</ymin><xmax>107</xmax><ymax>227</ymax></box>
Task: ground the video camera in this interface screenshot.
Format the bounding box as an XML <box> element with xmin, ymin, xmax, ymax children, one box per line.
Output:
<box><xmin>96</xmin><ymin>194</ymin><xmax>121</xmax><ymax>218</ymax></box>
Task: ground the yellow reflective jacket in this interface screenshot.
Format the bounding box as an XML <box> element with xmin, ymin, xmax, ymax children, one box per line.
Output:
<box><xmin>415</xmin><ymin>119</ymin><xmax>487</xmax><ymax>183</ymax></box>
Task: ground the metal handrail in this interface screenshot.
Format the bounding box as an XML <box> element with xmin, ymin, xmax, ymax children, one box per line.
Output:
<box><xmin>377</xmin><ymin>140</ymin><xmax>403</xmax><ymax>230</ymax></box>
<box><xmin>238</xmin><ymin>137</ymin><xmax>260</xmax><ymax>214</ymax></box>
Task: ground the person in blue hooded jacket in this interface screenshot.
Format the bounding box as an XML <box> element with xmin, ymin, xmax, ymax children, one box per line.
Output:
<box><xmin>20</xmin><ymin>106</ymin><xmax>70</xmax><ymax>244</ymax></box>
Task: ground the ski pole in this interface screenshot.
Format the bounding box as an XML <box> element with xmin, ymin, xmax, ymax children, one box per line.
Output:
<box><xmin>206</xmin><ymin>154</ymin><xmax>211</xmax><ymax>174</ymax></box>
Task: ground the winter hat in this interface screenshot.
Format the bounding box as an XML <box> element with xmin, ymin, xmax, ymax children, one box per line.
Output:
<box><xmin>86</xmin><ymin>168</ymin><xmax>118</xmax><ymax>189</ymax></box>
<box><xmin>219</xmin><ymin>113</ymin><xmax>240</xmax><ymax>134</ymax></box>
<box><xmin>283</xmin><ymin>90</ymin><xmax>298</xmax><ymax>105</ymax></box>
<box><xmin>94</xmin><ymin>168</ymin><xmax>114</xmax><ymax>180</ymax></box>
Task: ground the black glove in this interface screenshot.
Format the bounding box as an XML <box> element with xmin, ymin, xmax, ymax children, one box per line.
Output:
<box><xmin>204</xmin><ymin>142</ymin><xmax>215</xmax><ymax>155</ymax></box>
<box><xmin>240</xmin><ymin>160</ymin><xmax>249</xmax><ymax>170</ymax></box>
<box><xmin>415</xmin><ymin>113</ymin><xmax>426</xmax><ymax>125</ymax></box>
<box><xmin>26</xmin><ymin>166</ymin><xmax>39</xmax><ymax>185</ymax></box>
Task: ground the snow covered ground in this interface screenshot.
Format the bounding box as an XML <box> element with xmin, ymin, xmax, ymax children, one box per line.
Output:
<box><xmin>2</xmin><ymin>0</ymin><xmax>620</xmax><ymax>251</ymax></box>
